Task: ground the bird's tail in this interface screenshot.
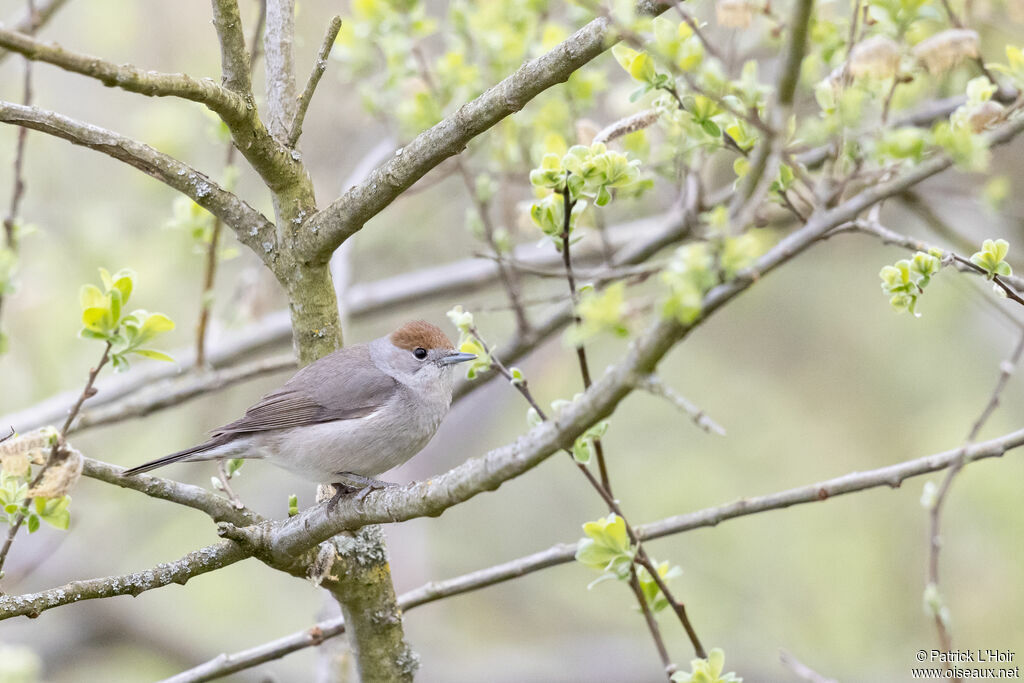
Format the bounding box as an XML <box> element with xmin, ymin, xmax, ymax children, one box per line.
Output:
<box><xmin>121</xmin><ymin>437</ymin><xmax>230</xmax><ymax>476</ymax></box>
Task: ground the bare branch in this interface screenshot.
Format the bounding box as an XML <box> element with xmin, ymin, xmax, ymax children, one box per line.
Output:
<box><xmin>288</xmin><ymin>15</ymin><xmax>342</xmax><ymax>148</ymax></box>
<box><xmin>633</xmin><ymin>374</ymin><xmax>726</xmax><ymax>436</ymax></box>
<box><xmin>210</xmin><ymin>0</ymin><xmax>254</xmax><ymax>95</ymax></box>
<box><xmin>197</xmin><ymin>2</ymin><xmax>265</xmax><ymax>367</ymax></box>
<box><xmin>161</xmin><ymin>616</ymin><xmax>348</xmax><ymax>682</ymax></box>
<box><xmin>81</xmin><ymin>457</ymin><xmax>264</xmax><ymax>527</ymax></box>
<box><xmin>70</xmin><ymin>354</ymin><xmax>295</xmax><ymax>434</ymax></box>
<box><xmin>300</xmin><ymin>8</ymin><xmax>676</xmax><ymax>264</ymax></box>
<box><xmin>263</xmin><ymin>0</ymin><xmax>298</xmax><ymax>140</ymax></box>
<box><xmin>0</xmin><ymin>26</ymin><xmax>247</xmax><ymax>121</ymax></box>
<box><xmin>0</xmin><ymin>541</ymin><xmax>249</xmax><ymax>619</ymax></box>
<box><xmin>0</xmin><ymin>101</ymin><xmax>277</xmax><ymax>265</ymax></box>
<box><xmin>168</xmin><ymin>423</ymin><xmax>1024</xmax><ymax>679</ymax></box>
<box><xmin>0</xmin><ymin>0</ymin><xmax>69</xmax><ymax>65</ymax></box>
<box><xmin>926</xmin><ymin>329</ymin><xmax>1024</xmax><ymax>651</ymax></box>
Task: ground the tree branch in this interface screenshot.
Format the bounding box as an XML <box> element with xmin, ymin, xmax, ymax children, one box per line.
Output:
<box><xmin>0</xmin><ymin>541</ymin><xmax>249</xmax><ymax>619</ymax></box>
<box><xmin>288</xmin><ymin>15</ymin><xmax>342</xmax><ymax>148</ymax></box>
<box><xmin>300</xmin><ymin>6</ymin><xmax>675</xmax><ymax>264</ymax></box>
<box><xmin>0</xmin><ymin>101</ymin><xmax>278</xmax><ymax>266</ymax></box>
<box><xmin>80</xmin><ymin>457</ymin><xmax>264</xmax><ymax>527</ymax></box>
<box><xmin>263</xmin><ymin>0</ymin><xmax>297</xmax><ymax>140</ymax></box>
<box><xmin>70</xmin><ymin>354</ymin><xmax>295</xmax><ymax>434</ymax></box>
<box><xmin>167</xmin><ymin>422</ymin><xmax>1024</xmax><ymax>680</ymax></box>
<box><xmin>926</xmin><ymin>329</ymin><xmax>1024</xmax><ymax>653</ymax></box>
<box><xmin>210</xmin><ymin>0</ymin><xmax>254</xmax><ymax>95</ymax></box>
<box><xmin>0</xmin><ymin>0</ymin><xmax>70</xmax><ymax>65</ymax></box>
<box><xmin>0</xmin><ymin>25</ymin><xmax>248</xmax><ymax>121</ymax></box>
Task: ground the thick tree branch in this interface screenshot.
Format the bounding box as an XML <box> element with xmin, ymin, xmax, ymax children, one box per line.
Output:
<box><xmin>0</xmin><ymin>101</ymin><xmax>277</xmax><ymax>264</ymax></box>
<box><xmin>0</xmin><ymin>26</ymin><xmax>248</xmax><ymax>120</ymax></box>
<box><xmin>210</xmin><ymin>0</ymin><xmax>253</xmax><ymax>95</ymax></box>
<box><xmin>169</xmin><ymin>422</ymin><xmax>1024</xmax><ymax>680</ymax></box>
<box><xmin>300</xmin><ymin>6</ymin><xmax>675</xmax><ymax>264</ymax></box>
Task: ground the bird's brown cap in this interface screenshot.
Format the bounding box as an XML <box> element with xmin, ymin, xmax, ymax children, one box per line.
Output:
<box><xmin>390</xmin><ymin>320</ymin><xmax>454</xmax><ymax>351</ymax></box>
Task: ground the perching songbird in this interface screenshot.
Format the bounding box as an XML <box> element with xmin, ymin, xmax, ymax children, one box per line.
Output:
<box><xmin>122</xmin><ymin>321</ymin><xmax>476</xmax><ymax>503</ymax></box>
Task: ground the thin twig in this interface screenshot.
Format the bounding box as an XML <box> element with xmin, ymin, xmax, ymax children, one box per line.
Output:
<box><xmin>558</xmin><ymin>183</ymin><xmax>612</xmax><ymax>493</ymax></box>
<box><xmin>408</xmin><ymin>37</ymin><xmax>531</xmax><ymax>335</ymax></box>
<box><xmin>671</xmin><ymin>3</ymin><xmax>725</xmax><ymax>62</ymax></box>
<box><xmin>215</xmin><ymin>461</ymin><xmax>245</xmax><ymax>510</ymax></box>
<box><xmin>455</xmin><ymin>160</ymin><xmax>531</xmax><ymax>334</ymax></box>
<box><xmin>0</xmin><ymin>0</ymin><xmax>68</xmax><ymax>65</ymax></box>
<box><xmin>628</xmin><ymin>564</ymin><xmax>677</xmax><ymax>679</ymax></box>
<box><xmin>845</xmin><ymin>0</ymin><xmax>863</xmax><ymax>59</ymax></box>
<box><xmin>470</xmin><ymin>327</ymin><xmax>707</xmax><ymax>660</ymax></box>
<box><xmin>287</xmin><ymin>15</ymin><xmax>341</xmax><ymax>148</ymax></box>
<box><xmin>0</xmin><ymin>340</ymin><xmax>112</xmax><ymax>579</ymax></box>
<box><xmin>926</xmin><ymin>329</ymin><xmax>1024</xmax><ymax>659</ymax></box>
<box><xmin>633</xmin><ymin>374</ymin><xmax>726</xmax><ymax>436</ymax></box>
<box><xmin>195</xmin><ymin>2</ymin><xmax>267</xmax><ymax>368</ymax></box>
<box><xmin>0</xmin><ymin>0</ymin><xmax>36</xmax><ymax>340</ymax></box>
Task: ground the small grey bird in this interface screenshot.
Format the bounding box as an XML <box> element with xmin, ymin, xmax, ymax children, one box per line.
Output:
<box><xmin>122</xmin><ymin>321</ymin><xmax>476</xmax><ymax>503</ymax></box>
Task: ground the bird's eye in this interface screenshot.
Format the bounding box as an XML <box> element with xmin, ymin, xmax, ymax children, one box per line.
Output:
<box><xmin>413</xmin><ymin>347</ymin><xmax>428</xmax><ymax>360</ymax></box>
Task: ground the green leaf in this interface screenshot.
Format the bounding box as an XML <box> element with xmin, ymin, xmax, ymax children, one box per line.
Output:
<box><xmin>26</xmin><ymin>513</ymin><xmax>39</xmax><ymax>533</ymax></box>
<box><xmin>79</xmin><ymin>284</ymin><xmax>105</xmax><ymax>310</ymax></box>
<box><xmin>135</xmin><ymin>312</ymin><xmax>175</xmax><ymax>345</ymax></box>
<box><xmin>130</xmin><ymin>349</ymin><xmax>175</xmax><ymax>362</ymax></box>
<box><xmin>701</xmin><ymin>119</ymin><xmax>721</xmax><ymax>138</ymax></box>
<box><xmin>109</xmin><ymin>269</ymin><xmax>135</xmax><ymax>304</ymax></box>
<box><xmin>81</xmin><ymin>307</ymin><xmax>113</xmax><ymax>335</ymax></box>
<box><xmin>108</xmin><ymin>288</ymin><xmax>122</xmax><ymax>325</ymax></box>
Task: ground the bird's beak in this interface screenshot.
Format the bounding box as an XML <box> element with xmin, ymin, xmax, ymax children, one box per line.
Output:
<box><xmin>440</xmin><ymin>351</ymin><xmax>477</xmax><ymax>365</ymax></box>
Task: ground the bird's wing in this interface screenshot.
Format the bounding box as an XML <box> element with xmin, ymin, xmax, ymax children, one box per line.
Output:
<box><xmin>211</xmin><ymin>344</ymin><xmax>398</xmax><ymax>436</ymax></box>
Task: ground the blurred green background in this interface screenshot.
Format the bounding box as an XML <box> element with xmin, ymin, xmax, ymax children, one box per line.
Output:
<box><xmin>2</xmin><ymin>1</ymin><xmax>1024</xmax><ymax>681</ymax></box>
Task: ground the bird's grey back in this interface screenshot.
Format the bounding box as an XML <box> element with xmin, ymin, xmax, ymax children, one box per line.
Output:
<box><xmin>212</xmin><ymin>343</ymin><xmax>400</xmax><ymax>437</ymax></box>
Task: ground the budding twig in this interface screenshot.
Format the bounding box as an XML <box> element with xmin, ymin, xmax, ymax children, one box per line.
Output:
<box><xmin>468</xmin><ymin>326</ymin><xmax>707</xmax><ymax>663</ymax></box>
<box><xmin>0</xmin><ymin>340</ymin><xmax>112</xmax><ymax>580</ymax></box>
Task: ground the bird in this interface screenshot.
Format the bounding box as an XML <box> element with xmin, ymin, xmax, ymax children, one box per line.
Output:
<box><xmin>122</xmin><ymin>320</ymin><xmax>477</xmax><ymax>506</ymax></box>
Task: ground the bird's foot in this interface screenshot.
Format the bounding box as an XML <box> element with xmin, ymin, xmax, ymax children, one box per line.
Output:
<box><xmin>327</xmin><ymin>473</ymin><xmax>398</xmax><ymax>511</ymax></box>
<box><xmin>326</xmin><ymin>482</ymin><xmax>360</xmax><ymax>512</ymax></box>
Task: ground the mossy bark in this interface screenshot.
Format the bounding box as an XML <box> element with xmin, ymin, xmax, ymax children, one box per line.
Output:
<box><xmin>278</xmin><ymin>214</ymin><xmax>414</xmax><ymax>680</ymax></box>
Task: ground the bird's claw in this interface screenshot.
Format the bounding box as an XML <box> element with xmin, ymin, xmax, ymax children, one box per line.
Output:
<box><xmin>326</xmin><ymin>476</ymin><xmax>398</xmax><ymax>512</ymax></box>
